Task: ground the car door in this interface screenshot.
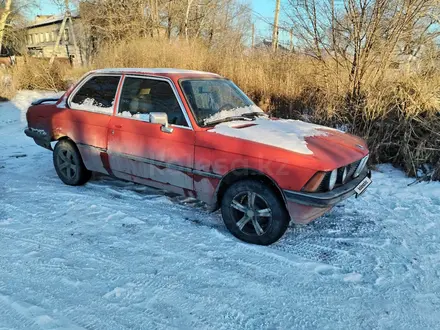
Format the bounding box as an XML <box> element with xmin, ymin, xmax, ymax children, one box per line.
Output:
<box><xmin>107</xmin><ymin>75</ymin><xmax>195</xmax><ymax>191</ymax></box>
<box><xmin>53</xmin><ymin>74</ymin><xmax>122</xmax><ymax>174</ymax></box>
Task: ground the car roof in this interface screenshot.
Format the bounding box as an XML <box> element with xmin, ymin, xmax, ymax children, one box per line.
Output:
<box><xmin>92</xmin><ymin>68</ymin><xmax>221</xmax><ymax>79</ymax></box>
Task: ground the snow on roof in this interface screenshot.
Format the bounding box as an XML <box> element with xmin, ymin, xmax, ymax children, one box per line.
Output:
<box><xmin>93</xmin><ymin>68</ymin><xmax>220</xmax><ymax>76</ymax></box>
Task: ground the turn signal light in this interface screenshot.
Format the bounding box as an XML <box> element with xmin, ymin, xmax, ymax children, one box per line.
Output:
<box><xmin>302</xmin><ymin>172</ymin><xmax>326</xmax><ymax>192</ymax></box>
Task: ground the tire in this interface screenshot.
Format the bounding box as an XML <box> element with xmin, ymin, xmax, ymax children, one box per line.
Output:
<box><xmin>221</xmin><ymin>180</ymin><xmax>290</xmax><ymax>245</ymax></box>
<box><xmin>53</xmin><ymin>139</ymin><xmax>91</xmax><ymax>186</ymax></box>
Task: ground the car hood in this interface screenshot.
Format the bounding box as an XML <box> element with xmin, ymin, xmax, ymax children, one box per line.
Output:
<box><xmin>205</xmin><ymin>118</ymin><xmax>368</xmax><ymax>170</ymax></box>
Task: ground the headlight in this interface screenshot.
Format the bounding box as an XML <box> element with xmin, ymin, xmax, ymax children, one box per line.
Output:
<box><xmin>354</xmin><ymin>155</ymin><xmax>369</xmax><ymax>178</ymax></box>
<box><xmin>326</xmin><ymin>169</ymin><xmax>338</xmax><ymax>191</ymax></box>
<box><xmin>338</xmin><ymin>167</ymin><xmax>348</xmax><ymax>184</ymax></box>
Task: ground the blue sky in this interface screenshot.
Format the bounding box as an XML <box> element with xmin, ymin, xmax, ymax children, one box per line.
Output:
<box><xmin>251</xmin><ymin>0</ymin><xmax>276</xmax><ymax>32</ymax></box>
<box><xmin>34</xmin><ymin>0</ymin><xmax>60</xmax><ymax>14</ymax></box>
<box><xmin>35</xmin><ymin>0</ymin><xmax>284</xmax><ymax>41</ymax></box>
<box><xmin>251</xmin><ymin>0</ymin><xmax>291</xmax><ymax>43</ymax></box>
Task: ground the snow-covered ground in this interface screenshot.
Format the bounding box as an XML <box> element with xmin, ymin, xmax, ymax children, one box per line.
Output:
<box><xmin>1</xmin><ymin>91</ymin><xmax>440</xmax><ymax>329</ymax></box>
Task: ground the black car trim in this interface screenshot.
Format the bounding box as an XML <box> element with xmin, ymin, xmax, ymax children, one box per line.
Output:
<box><xmin>192</xmin><ymin>169</ymin><xmax>223</xmax><ymax>179</ymax></box>
<box><xmin>109</xmin><ymin>152</ymin><xmax>223</xmax><ymax>179</ymax></box>
<box><xmin>76</xmin><ymin>143</ymin><xmax>107</xmax><ymax>153</ymax></box>
<box><xmin>24</xmin><ymin>128</ymin><xmax>49</xmax><ymax>140</ymax></box>
<box><xmin>284</xmin><ymin>169</ymin><xmax>372</xmax><ymax>208</ymax></box>
<box><xmin>24</xmin><ymin>128</ymin><xmax>52</xmax><ymax>150</ymax></box>
<box><xmin>31</xmin><ymin>98</ymin><xmax>60</xmax><ymax>106</ymax></box>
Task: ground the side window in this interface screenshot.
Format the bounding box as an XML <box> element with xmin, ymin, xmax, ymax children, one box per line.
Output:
<box><xmin>70</xmin><ymin>75</ymin><xmax>121</xmax><ymax>114</ymax></box>
<box><xmin>118</xmin><ymin>77</ymin><xmax>188</xmax><ymax>127</ymax></box>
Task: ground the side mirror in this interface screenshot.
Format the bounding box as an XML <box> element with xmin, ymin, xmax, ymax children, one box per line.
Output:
<box><xmin>150</xmin><ymin>112</ymin><xmax>173</xmax><ymax>133</ymax></box>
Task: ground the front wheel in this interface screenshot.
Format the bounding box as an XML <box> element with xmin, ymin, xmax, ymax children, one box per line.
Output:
<box><xmin>221</xmin><ymin>180</ymin><xmax>290</xmax><ymax>245</ymax></box>
<box><xmin>53</xmin><ymin>139</ymin><xmax>91</xmax><ymax>186</ymax></box>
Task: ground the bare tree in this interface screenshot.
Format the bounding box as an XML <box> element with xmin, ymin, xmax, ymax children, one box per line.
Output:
<box><xmin>77</xmin><ymin>0</ymin><xmax>252</xmax><ymax>60</ymax></box>
<box><xmin>1</xmin><ymin>0</ymin><xmax>36</xmax><ymax>55</ymax></box>
<box><xmin>0</xmin><ymin>0</ymin><xmax>12</xmax><ymax>53</ymax></box>
<box><xmin>184</xmin><ymin>0</ymin><xmax>194</xmax><ymax>41</ymax></box>
<box><xmin>286</xmin><ymin>0</ymin><xmax>440</xmax><ymax>98</ymax></box>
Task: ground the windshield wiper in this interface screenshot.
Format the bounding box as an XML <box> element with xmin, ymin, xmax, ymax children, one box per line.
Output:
<box><xmin>204</xmin><ymin>116</ymin><xmax>253</xmax><ymax>126</ymax></box>
<box><xmin>240</xmin><ymin>112</ymin><xmax>267</xmax><ymax>118</ymax></box>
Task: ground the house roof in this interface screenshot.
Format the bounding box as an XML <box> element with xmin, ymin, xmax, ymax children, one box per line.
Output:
<box><xmin>27</xmin><ymin>12</ymin><xmax>79</xmax><ymax>28</ymax></box>
<box><xmin>254</xmin><ymin>39</ymin><xmax>291</xmax><ymax>52</ymax></box>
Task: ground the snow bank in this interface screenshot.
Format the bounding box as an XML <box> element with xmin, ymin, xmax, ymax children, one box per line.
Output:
<box><xmin>210</xmin><ymin>117</ymin><xmax>330</xmax><ymax>155</ymax></box>
<box><xmin>10</xmin><ymin>90</ymin><xmax>64</xmax><ymax>112</ymax></box>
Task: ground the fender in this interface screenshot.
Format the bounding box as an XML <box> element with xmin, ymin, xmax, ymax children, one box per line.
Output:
<box><xmin>210</xmin><ymin>167</ymin><xmax>287</xmax><ymax>211</ymax></box>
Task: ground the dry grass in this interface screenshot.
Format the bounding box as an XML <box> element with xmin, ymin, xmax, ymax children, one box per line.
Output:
<box><xmin>0</xmin><ymin>57</ymin><xmax>71</xmax><ymax>100</ymax></box>
<box><xmin>3</xmin><ymin>39</ymin><xmax>440</xmax><ymax>178</ymax></box>
<box><xmin>0</xmin><ymin>70</ymin><xmax>16</xmax><ymax>101</ymax></box>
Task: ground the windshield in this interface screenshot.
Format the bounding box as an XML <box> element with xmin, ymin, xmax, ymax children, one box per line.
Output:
<box><xmin>180</xmin><ymin>79</ymin><xmax>263</xmax><ymax>126</ymax></box>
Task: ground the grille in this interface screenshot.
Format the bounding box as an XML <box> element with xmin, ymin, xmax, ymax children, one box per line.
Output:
<box><xmin>316</xmin><ymin>177</ymin><xmax>328</xmax><ymax>192</ymax></box>
<box><xmin>347</xmin><ymin>159</ymin><xmax>361</xmax><ymax>179</ymax></box>
<box><xmin>314</xmin><ymin>158</ymin><xmax>364</xmax><ymax>193</ymax></box>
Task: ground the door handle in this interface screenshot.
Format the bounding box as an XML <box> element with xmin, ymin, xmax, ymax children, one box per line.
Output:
<box><xmin>114</xmin><ymin>124</ymin><xmax>122</xmax><ymax>129</ymax></box>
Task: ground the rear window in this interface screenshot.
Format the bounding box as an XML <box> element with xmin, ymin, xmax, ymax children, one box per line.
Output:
<box><xmin>70</xmin><ymin>75</ymin><xmax>121</xmax><ymax>114</ymax></box>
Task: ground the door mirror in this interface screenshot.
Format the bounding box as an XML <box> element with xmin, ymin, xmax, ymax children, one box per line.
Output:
<box><xmin>150</xmin><ymin>112</ymin><xmax>173</xmax><ymax>133</ymax></box>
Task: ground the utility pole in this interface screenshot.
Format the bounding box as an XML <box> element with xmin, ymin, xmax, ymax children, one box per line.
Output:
<box><xmin>289</xmin><ymin>28</ymin><xmax>294</xmax><ymax>52</ymax></box>
<box><xmin>251</xmin><ymin>23</ymin><xmax>255</xmax><ymax>49</ymax></box>
<box><xmin>50</xmin><ymin>0</ymin><xmax>81</xmax><ymax>67</ymax></box>
<box><xmin>49</xmin><ymin>16</ymin><xmax>67</xmax><ymax>65</ymax></box>
<box><xmin>272</xmin><ymin>0</ymin><xmax>281</xmax><ymax>52</ymax></box>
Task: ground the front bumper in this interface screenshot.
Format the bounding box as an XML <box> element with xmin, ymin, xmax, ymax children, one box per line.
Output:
<box><xmin>283</xmin><ymin>169</ymin><xmax>372</xmax><ymax>208</ymax></box>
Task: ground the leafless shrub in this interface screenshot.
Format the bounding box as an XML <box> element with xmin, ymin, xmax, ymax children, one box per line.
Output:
<box><xmin>12</xmin><ymin>57</ymin><xmax>68</xmax><ymax>91</ymax></box>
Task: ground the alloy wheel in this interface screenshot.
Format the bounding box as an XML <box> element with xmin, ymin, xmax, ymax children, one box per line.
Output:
<box><xmin>56</xmin><ymin>149</ymin><xmax>78</xmax><ymax>181</ymax></box>
<box><xmin>230</xmin><ymin>191</ymin><xmax>272</xmax><ymax>236</ymax></box>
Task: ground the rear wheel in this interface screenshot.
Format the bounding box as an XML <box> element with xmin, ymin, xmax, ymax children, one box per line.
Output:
<box><xmin>53</xmin><ymin>139</ymin><xmax>91</xmax><ymax>186</ymax></box>
<box><xmin>221</xmin><ymin>180</ymin><xmax>290</xmax><ymax>245</ymax></box>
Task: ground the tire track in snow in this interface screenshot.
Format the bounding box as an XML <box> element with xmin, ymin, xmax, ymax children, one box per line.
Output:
<box><xmin>0</xmin><ymin>293</ymin><xmax>84</xmax><ymax>330</ymax></box>
<box><xmin>0</xmin><ymin>295</ymin><xmax>40</xmax><ymax>330</ymax></box>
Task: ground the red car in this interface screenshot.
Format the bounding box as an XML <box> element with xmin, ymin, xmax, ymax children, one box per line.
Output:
<box><xmin>25</xmin><ymin>68</ymin><xmax>371</xmax><ymax>245</ymax></box>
